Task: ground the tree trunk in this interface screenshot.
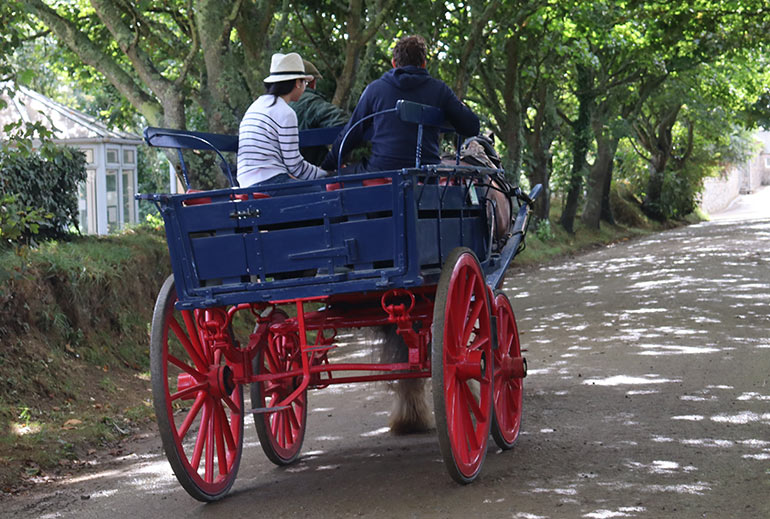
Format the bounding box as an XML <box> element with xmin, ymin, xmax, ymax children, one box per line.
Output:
<box><xmin>600</xmin><ymin>152</ymin><xmax>616</xmax><ymax>225</ymax></box>
<box><xmin>581</xmin><ymin>124</ymin><xmax>618</xmax><ymax>229</ymax></box>
<box><xmin>452</xmin><ymin>2</ymin><xmax>500</xmax><ymax>100</ymax></box>
<box><xmin>499</xmin><ymin>31</ymin><xmax>523</xmax><ymax>185</ymax></box>
<box><xmin>524</xmin><ymin>83</ymin><xmax>556</xmax><ymax>222</ymax></box>
<box><xmin>559</xmin><ymin>65</ymin><xmax>593</xmax><ymax>233</ymax></box>
<box><xmin>236</xmin><ymin>0</ymin><xmax>279</xmax><ymax>99</ymax></box>
<box><xmin>639</xmin><ymin>104</ymin><xmax>681</xmax><ymax>220</ymax></box>
<box><xmin>331</xmin><ymin>0</ymin><xmax>396</xmax><ymax>107</ymax></box>
<box><xmin>642</xmin><ymin>155</ymin><xmax>667</xmax><ymax>220</ymax></box>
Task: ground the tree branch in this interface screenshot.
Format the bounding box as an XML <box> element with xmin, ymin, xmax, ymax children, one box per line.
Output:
<box><xmin>628</xmin><ymin>131</ymin><xmax>653</xmax><ymax>164</ymax></box>
<box><xmin>22</xmin><ymin>0</ymin><xmax>163</xmax><ymax>125</ymax></box>
<box><xmin>90</xmin><ymin>0</ymin><xmax>174</xmax><ymax>98</ymax></box>
<box><xmin>293</xmin><ymin>5</ymin><xmax>337</xmax><ymax>75</ymax></box>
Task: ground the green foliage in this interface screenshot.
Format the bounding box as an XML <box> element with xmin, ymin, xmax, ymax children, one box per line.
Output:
<box><xmin>0</xmin><ymin>194</ymin><xmax>52</xmax><ymax>249</ymax></box>
<box><xmin>533</xmin><ymin>218</ymin><xmax>555</xmax><ymax>241</ymax></box>
<box><xmin>4</xmin><ymin>0</ymin><xmax>769</xmax><ymax>224</ymax></box>
<box><xmin>0</xmin><ymin>123</ymin><xmax>87</xmax><ymax>242</ymax></box>
<box><xmin>654</xmin><ymin>169</ymin><xmax>700</xmax><ymax>221</ymax></box>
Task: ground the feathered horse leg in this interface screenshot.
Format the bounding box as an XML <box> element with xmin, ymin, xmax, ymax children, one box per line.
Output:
<box><xmin>375</xmin><ymin>324</ymin><xmax>434</xmax><ymax>434</ymax></box>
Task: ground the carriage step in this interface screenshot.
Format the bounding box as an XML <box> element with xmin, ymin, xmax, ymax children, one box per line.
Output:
<box><xmin>249</xmin><ymin>406</ymin><xmax>290</xmax><ymax>414</ymax></box>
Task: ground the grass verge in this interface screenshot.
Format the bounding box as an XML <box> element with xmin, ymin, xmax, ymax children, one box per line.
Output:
<box><xmin>0</xmin><ymin>227</ymin><xmax>169</xmax><ymax>493</ymax></box>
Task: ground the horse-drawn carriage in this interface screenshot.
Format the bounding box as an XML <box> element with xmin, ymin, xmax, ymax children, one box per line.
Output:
<box><xmin>138</xmin><ymin>100</ymin><xmax>541</xmax><ymax>501</ymax></box>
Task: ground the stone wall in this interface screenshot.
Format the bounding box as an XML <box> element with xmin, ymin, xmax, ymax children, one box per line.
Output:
<box><xmin>699</xmin><ymin>130</ymin><xmax>770</xmax><ymax>214</ymax></box>
<box><xmin>700</xmin><ymin>167</ymin><xmax>741</xmax><ymax>215</ymax></box>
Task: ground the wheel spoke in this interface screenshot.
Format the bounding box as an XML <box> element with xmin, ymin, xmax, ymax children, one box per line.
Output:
<box><xmin>460</xmin><ymin>270</ymin><xmax>476</xmax><ymax>323</ymax></box>
<box><xmin>460</xmin><ymin>380</ymin><xmax>484</xmax><ymax>423</ymax></box>
<box><xmin>276</xmin><ymin>412</ymin><xmax>287</xmax><ymax>448</ymax></box>
<box><xmin>205</xmin><ymin>401</ymin><xmax>215</xmax><ymax>483</ymax></box>
<box><xmin>469</xmin><ymin>333</ymin><xmax>490</xmax><ymax>353</ymax></box>
<box><xmin>181</xmin><ymin>310</ymin><xmax>209</xmax><ymax>366</ymax></box>
<box><xmin>497</xmin><ymin>383</ymin><xmax>509</xmax><ymax>428</ymax></box>
<box><xmin>178</xmin><ymin>392</ymin><xmax>206</xmax><ymax>439</ymax></box>
<box><xmin>170</xmin><ymin>381</ymin><xmax>208</xmax><ymax>402</ymax></box>
<box><xmin>169</xmin><ymin>316</ymin><xmax>207</xmax><ymax>371</ymax></box>
<box><xmin>461</xmin><ymin>296</ymin><xmax>483</xmax><ymax>347</ymax></box>
<box><xmin>217</xmin><ymin>400</ymin><xmax>236</xmax><ymax>452</ymax></box>
<box><xmin>192</xmin><ymin>400</ymin><xmax>211</xmax><ymax>471</ymax></box>
<box><xmin>168</xmin><ymin>354</ymin><xmax>204</xmax><ymax>380</ymax></box>
<box><xmin>214</xmin><ymin>404</ymin><xmax>228</xmax><ymax>476</ymax></box>
<box><xmin>270</xmin><ymin>409</ymin><xmax>280</xmax><ymax>438</ymax></box>
<box><xmin>283</xmin><ymin>410</ymin><xmax>292</xmax><ymax>446</ymax></box>
<box><xmin>448</xmin><ymin>307</ymin><xmax>463</xmax><ymax>350</ymax></box>
<box><xmin>287</xmin><ymin>401</ymin><xmax>302</xmax><ymax>431</ymax></box>
<box><xmin>265</xmin><ymin>343</ymin><xmax>282</xmax><ymax>374</ymax></box>
<box><xmin>222</xmin><ymin>393</ymin><xmax>240</xmax><ymax>415</ymax></box>
<box><xmin>459</xmin><ymin>387</ymin><xmax>480</xmax><ymax>453</ymax></box>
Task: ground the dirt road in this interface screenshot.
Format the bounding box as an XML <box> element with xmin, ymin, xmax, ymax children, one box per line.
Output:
<box><xmin>4</xmin><ymin>189</ymin><xmax>769</xmax><ymax>518</ymax></box>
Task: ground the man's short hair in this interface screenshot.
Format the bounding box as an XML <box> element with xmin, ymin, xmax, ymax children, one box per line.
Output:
<box><xmin>392</xmin><ymin>35</ymin><xmax>427</xmax><ymax>68</ymax></box>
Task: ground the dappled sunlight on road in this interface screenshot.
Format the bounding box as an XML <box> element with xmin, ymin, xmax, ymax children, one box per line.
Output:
<box><xmin>497</xmin><ymin>203</ymin><xmax>770</xmax><ymax>518</ymax></box>
<box><xmin>9</xmin><ymin>193</ymin><xmax>769</xmax><ymax>519</ymax></box>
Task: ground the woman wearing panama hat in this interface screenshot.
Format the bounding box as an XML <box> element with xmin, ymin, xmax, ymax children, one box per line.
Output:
<box><xmin>237</xmin><ymin>52</ymin><xmax>332</xmax><ymax>187</ymax></box>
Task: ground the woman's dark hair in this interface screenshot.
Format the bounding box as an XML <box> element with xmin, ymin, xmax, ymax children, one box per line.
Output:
<box><xmin>392</xmin><ymin>35</ymin><xmax>427</xmax><ymax>68</ymax></box>
<box><xmin>264</xmin><ymin>78</ymin><xmax>299</xmax><ymax>105</ymax></box>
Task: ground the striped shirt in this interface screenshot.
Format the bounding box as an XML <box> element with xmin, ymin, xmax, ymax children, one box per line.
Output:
<box><xmin>237</xmin><ymin>95</ymin><xmax>327</xmax><ymax>186</ymax></box>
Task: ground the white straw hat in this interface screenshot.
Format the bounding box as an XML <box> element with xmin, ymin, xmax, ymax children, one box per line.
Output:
<box><xmin>264</xmin><ymin>53</ymin><xmax>314</xmax><ymax>83</ymax></box>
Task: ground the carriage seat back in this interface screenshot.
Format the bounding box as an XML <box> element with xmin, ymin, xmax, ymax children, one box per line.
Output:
<box><xmin>143</xmin><ymin>125</ymin><xmax>344</xmax><ymax>191</ymax></box>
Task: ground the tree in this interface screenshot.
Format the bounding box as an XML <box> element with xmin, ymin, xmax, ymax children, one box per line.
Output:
<box><xmin>632</xmin><ymin>58</ymin><xmax>764</xmax><ymax>220</ymax></box>
<box><xmin>16</xmin><ymin>0</ymin><xmax>280</xmax><ymax>186</ymax></box>
<box><xmin>288</xmin><ymin>0</ymin><xmax>400</xmax><ymax>110</ymax></box>
<box><xmin>469</xmin><ymin>1</ymin><xmax>546</xmax><ymax>186</ymax></box>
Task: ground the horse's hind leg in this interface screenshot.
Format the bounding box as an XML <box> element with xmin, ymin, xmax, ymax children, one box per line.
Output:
<box><xmin>376</xmin><ymin>325</ymin><xmax>434</xmax><ymax>434</ymax></box>
<box><xmin>390</xmin><ymin>377</ymin><xmax>434</xmax><ymax>434</ymax></box>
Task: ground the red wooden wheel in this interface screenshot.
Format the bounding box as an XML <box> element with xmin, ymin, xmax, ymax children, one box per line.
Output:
<box><xmin>432</xmin><ymin>248</ymin><xmax>493</xmax><ymax>484</ymax></box>
<box><xmin>250</xmin><ymin>309</ymin><xmax>307</xmax><ymax>465</ymax></box>
<box><xmin>491</xmin><ymin>291</ymin><xmax>524</xmax><ymax>449</ymax></box>
<box><xmin>150</xmin><ymin>275</ymin><xmax>243</xmax><ymax>502</ymax></box>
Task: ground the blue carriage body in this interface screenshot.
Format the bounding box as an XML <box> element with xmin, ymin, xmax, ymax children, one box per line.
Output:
<box><xmin>143</xmin><ymin>167</ymin><xmax>501</xmax><ymax>309</ymax></box>
<box><xmin>138</xmin><ymin>100</ymin><xmax>535</xmax><ymax>310</ymax></box>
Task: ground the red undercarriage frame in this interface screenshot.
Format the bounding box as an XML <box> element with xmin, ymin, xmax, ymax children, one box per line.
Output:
<box><xmin>177</xmin><ymin>287</ymin><xmax>437</xmax><ymax>413</ymax></box>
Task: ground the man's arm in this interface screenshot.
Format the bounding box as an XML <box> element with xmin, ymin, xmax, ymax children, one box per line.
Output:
<box><xmin>321</xmin><ymin>88</ymin><xmax>372</xmax><ymax>170</ymax></box>
<box><xmin>443</xmin><ymin>85</ymin><xmax>480</xmax><ymax>137</ymax></box>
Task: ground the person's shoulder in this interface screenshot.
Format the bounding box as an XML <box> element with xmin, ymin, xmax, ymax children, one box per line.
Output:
<box><xmin>270</xmin><ymin>97</ymin><xmax>297</xmax><ymax>124</ymax></box>
<box><xmin>425</xmin><ymin>73</ymin><xmax>451</xmax><ymax>89</ymax></box>
<box><xmin>428</xmin><ymin>76</ymin><xmax>459</xmax><ymax>101</ymax></box>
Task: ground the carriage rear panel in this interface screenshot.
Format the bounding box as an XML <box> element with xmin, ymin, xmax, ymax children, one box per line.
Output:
<box><xmin>149</xmin><ymin>171</ymin><xmax>491</xmax><ymax>309</ymax></box>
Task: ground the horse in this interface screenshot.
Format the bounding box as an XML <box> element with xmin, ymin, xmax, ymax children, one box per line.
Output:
<box><xmin>380</xmin><ymin>134</ymin><xmax>514</xmax><ymax>434</ymax></box>
<box><xmin>442</xmin><ymin>134</ymin><xmax>515</xmax><ymax>244</ymax></box>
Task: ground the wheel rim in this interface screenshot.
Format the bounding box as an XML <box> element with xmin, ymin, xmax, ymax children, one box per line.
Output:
<box><xmin>152</xmin><ymin>277</ymin><xmax>242</xmax><ymax>500</ymax></box>
<box><xmin>492</xmin><ymin>292</ymin><xmax>523</xmax><ymax>448</ymax></box>
<box><xmin>253</xmin><ymin>318</ymin><xmax>307</xmax><ymax>464</ymax></box>
<box><xmin>433</xmin><ymin>249</ymin><xmax>493</xmax><ymax>482</ymax></box>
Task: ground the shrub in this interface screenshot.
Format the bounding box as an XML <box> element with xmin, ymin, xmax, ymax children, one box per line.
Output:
<box><xmin>533</xmin><ymin>218</ymin><xmax>555</xmax><ymax>241</ymax></box>
<box><xmin>0</xmin><ymin>121</ymin><xmax>86</xmax><ymax>242</ymax></box>
<box><xmin>0</xmin><ymin>193</ymin><xmax>53</xmax><ymax>248</ymax></box>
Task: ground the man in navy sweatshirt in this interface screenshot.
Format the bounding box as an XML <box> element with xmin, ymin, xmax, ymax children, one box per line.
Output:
<box><xmin>321</xmin><ymin>35</ymin><xmax>480</xmax><ymax>172</ymax></box>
